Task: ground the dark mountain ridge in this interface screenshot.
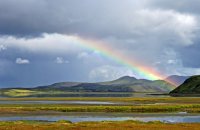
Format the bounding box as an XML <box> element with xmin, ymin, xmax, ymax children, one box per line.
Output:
<box><xmin>170</xmin><ymin>75</ymin><xmax>200</xmax><ymax>95</ymax></box>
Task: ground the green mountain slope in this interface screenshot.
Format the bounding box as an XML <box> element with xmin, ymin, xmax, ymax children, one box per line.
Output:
<box><xmin>170</xmin><ymin>75</ymin><xmax>200</xmax><ymax>95</ymax></box>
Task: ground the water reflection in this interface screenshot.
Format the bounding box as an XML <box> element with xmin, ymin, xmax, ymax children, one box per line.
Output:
<box><xmin>0</xmin><ymin>100</ymin><xmax>116</xmax><ymax>105</ymax></box>
<box><xmin>0</xmin><ymin>114</ymin><xmax>199</xmax><ymax>123</ymax></box>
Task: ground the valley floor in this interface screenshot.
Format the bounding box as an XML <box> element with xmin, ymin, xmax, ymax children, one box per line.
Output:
<box><xmin>0</xmin><ymin>97</ymin><xmax>200</xmax><ymax>113</ymax></box>
<box><xmin>0</xmin><ymin>120</ymin><xmax>200</xmax><ymax>130</ymax></box>
<box><xmin>0</xmin><ymin>97</ymin><xmax>200</xmax><ymax>130</ymax></box>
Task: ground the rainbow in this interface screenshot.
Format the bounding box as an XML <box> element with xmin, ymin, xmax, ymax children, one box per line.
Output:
<box><xmin>67</xmin><ymin>35</ymin><xmax>177</xmax><ymax>86</ymax></box>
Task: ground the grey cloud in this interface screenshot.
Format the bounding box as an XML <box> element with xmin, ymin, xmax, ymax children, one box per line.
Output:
<box><xmin>151</xmin><ymin>0</ymin><xmax>200</xmax><ymax>14</ymax></box>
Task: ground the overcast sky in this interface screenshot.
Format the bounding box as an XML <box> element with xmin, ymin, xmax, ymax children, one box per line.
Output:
<box><xmin>0</xmin><ymin>0</ymin><xmax>200</xmax><ymax>87</ymax></box>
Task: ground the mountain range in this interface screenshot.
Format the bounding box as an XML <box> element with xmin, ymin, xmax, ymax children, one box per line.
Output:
<box><xmin>1</xmin><ymin>76</ymin><xmax>179</xmax><ymax>94</ymax></box>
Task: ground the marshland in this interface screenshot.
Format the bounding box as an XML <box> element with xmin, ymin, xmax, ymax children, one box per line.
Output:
<box><xmin>0</xmin><ymin>95</ymin><xmax>200</xmax><ymax>129</ymax></box>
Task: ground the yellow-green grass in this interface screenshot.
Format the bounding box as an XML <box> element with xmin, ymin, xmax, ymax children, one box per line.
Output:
<box><xmin>0</xmin><ymin>104</ymin><xmax>200</xmax><ymax>113</ymax></box>
<box><xmin>0</xmin><ymin>120</ymin><xmax>199</xmax><ymax>130</ymax></box>
<box><xmin>2</xmin><ymin>89</ymin><xmax>40</xmax><ymax>97</ymax></box>
<box><xmin>1</xmin><ymin>89</ymin><xmax>76</xmax><ymax>97</ymax></box>
<box><xmin>1</xmin><ymin>97</ymin><xmax>200</xmax><ymax>104</ymax></box>
<box><xmin>1</xmin><ymin>89</ymin><xmax>150</xmax><ymax>97</ymax></box>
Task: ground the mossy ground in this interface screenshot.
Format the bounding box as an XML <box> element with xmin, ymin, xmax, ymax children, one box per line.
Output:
<box><xmin>0</xmin><ymin>120</ymin><xmax>199</xmax><ymax>130</ymax></box>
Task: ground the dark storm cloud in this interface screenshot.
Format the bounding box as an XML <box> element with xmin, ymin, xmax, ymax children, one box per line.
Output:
<box><xmin>0</xmin><ymin>0</ymin><xmax>87</xmax><ymax>35</ymax></box>
<box><xmin>0</xmin><ymin>0</ymin><xmax>148</xmax><ymax>37</ymax></box>
<box><xmin>0</xmin><ymin>0</ymin><xmax>71</xmax><ymax>36</ymax></box>
<box><xmin>0</xmin><ymin>0</ymin><xmax>199</xmax><ymax>38</ymax></box>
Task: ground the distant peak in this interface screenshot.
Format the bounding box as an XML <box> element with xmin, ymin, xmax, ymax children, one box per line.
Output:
<box><xmin>165</xmin><ymin>75</ymin><xmax>190</xmax><ymax>86</ymax></box>
<box><xmin>117</xmin><ymin>76</ymin><xmax>137</xmax><ymax>80</ymax></box>
<box><xmin>166</xmin><ymin>75</ymin><xmax>190</xmax><ymax>79</ymax></box>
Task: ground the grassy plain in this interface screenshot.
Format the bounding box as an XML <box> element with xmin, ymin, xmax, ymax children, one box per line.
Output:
<box><xmin>0</xmin><ymin>97</ymin><xmax>200</xmax><ymax>113</ymax></box>
<box><xmin>0</xmin><ymin>120</ymin><xmax>199</xmax><ymax>130</ymax></box>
